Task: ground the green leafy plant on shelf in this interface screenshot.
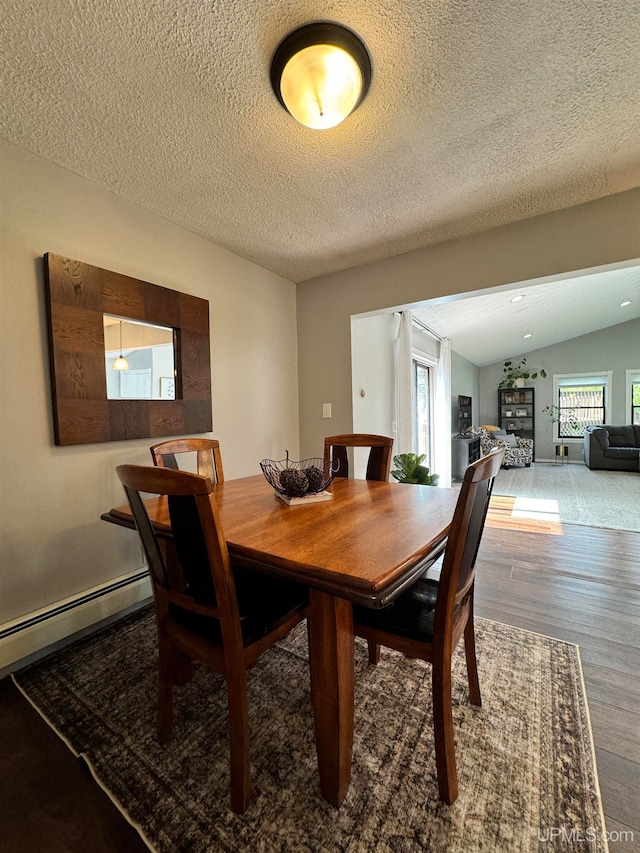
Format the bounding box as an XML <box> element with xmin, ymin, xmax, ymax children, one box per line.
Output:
<box><xmin>391</xmin><ymin>453</ymin><xmax>439</xmax><ymax>486</ymax></box>
<box><xmin>499</xmin><ymin>358</ymin><xmax>547</xmax><ymax>388</ymax></box>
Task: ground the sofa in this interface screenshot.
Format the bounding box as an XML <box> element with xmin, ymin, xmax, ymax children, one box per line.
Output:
<box><xmin>584</xmin><ymin>425</ymin><xmax>640</xmax><ymax>472</ymax></box>
<box><xmin>467</xmin><ymin>426</ymin><xmax>533</xmax><ymax>468</ymax></box>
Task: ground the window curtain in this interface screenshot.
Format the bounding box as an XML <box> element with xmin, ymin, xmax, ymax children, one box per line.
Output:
<box><xmin>394</xmin><ymin>311</ymin><xmax>413</xmax><ymax>455</ymax></box>
<box><xmin>433</xmin><ymin>338</ymin><xmax>452</xmax><ymax>488</ymax></box>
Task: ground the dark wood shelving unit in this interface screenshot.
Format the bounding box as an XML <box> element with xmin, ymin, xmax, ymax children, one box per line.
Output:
<box><xmin>498</xmin><ymin>387</ymin><xmax>536</xmax><ymax>460</ymax></box>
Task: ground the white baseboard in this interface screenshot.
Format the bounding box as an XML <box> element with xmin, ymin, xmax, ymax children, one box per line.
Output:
<box><xmin>0</xmin><ymin>568</ymin><xmax>152</xmax><ymax>671</ymax></box>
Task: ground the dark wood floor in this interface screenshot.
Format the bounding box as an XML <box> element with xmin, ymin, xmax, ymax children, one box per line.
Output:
<box><xmin>477</xmin><ymin>504</ymin><xmax>640</xmax><ymax>852</ymax></box>
<box><xmin>1</xmin><ymin>510</ymin><xmax>638</xmax><ymax>852</ymax></box>
<box><xmin>0</xmin><ymin>677</ymin><xmax>149</xmax><ymax>852</ymax></box>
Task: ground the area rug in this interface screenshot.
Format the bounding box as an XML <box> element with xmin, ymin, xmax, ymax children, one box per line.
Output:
<box><xmin>493</xmin><ymin>463</ymin><xmax>640</xmax><ymax>533</ymax></box>
<box><xmin>14</xmin><ymin>607</ymin><xmax>607</xmax><ymax>853</ymax></box>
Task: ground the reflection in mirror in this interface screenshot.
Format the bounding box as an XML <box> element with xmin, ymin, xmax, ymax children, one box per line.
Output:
<box><xmin>104</xmin><ymin>314</ymin><xmax>176</xmax><ymax>400</ymax></box>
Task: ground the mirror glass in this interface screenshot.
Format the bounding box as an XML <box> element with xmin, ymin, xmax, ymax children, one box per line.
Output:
<box><xmin>104</xmin><ymin>314</ymin><xmax>176</xmax><ymax>400</ymax></box>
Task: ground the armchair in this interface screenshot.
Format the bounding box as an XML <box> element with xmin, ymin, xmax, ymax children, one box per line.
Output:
<box><xmin>467</xmin><ymin>427</ymin><xmax>533</xmax><ymax>468</ymax></box>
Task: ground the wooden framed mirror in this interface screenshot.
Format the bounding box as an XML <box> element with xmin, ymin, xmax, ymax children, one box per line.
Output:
<box><xmin>44</xmin><ymin>253</ymin><xmax>212</xmax><ymax>445</ymax></box>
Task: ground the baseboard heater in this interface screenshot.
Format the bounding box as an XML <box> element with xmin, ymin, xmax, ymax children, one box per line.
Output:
<box><xmin>0</xmin><ymin>568</ymin><xmax>152</xmax><ymax>671</ymax></box>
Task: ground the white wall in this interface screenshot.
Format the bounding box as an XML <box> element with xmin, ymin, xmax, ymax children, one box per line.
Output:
<box><xmin>351</xmin><ymin>314</ymin><xmax>397</xmax><ymax>476</ymax></box>
<box><xmin>297</xmin><ymin>189</ymin><xmax>640</xmax><ymax>458</ymax></box>
<box><xmin>350</xmin><ymin>315</ymin><xmax>441</xmax><ymax>446</ymax></box>
<box><xmin>0</xmin><ymin>140</ymin><xmax>299</xmax><ymax>640</ymax></box>
<box><xmin>478</xmin><ymin>318</ymin><xmax>640</xmax><ymax>461</ymax></box>
<box><xmin>351</xmin><ymin>313</ymin><xmax>478</xmax><ymax>476</ymax></box>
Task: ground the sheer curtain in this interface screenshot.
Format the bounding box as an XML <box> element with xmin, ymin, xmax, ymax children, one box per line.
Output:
<box><xmin>433</xmin><ymin>338</ymin><xmax>452</xmax><ymax>488</ymax></box>
<box><xmin>394</xmin><ymin>311</ymin><xmax>413</xmax><ymax>455</ymax></box>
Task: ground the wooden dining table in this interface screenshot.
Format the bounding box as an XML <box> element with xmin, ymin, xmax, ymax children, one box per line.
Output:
<box><xmin>102</xmin><ymin>473</ymin><xmax>458</xmax><ymax>807</ymax></box>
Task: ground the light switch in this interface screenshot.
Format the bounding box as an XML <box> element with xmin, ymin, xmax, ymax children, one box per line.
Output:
<box><xmin>322</xmin><ymin>403</ymin><xmax>332</xmax><ymax>418</ymax></box>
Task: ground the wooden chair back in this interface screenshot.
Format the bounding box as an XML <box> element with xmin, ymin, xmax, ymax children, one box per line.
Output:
<box><xmin>116</xmin><ymin>463</ymin><xmax>241</xmax><ymax>657</ymax></box>
<box><xmin>434</xmin><ymin>448</ymin><xmax>504</xmax><ymax>635</ymax></box>
<box><xmin>323</xmin><ymin>433</ymin><xmax>393</xmax><ymax>481</ymax></box>
<box><xmin>150</xmin><ymin>438</ymin><xmax>224</xmax><ymax>484</ymax></box>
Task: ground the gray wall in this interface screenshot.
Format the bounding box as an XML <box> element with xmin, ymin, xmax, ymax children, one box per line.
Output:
<box><xmin>478</xmin><ymin>318</ymin><xmax>640</xmax><ymax>461</ymax></box>
<box><xmin>297</xmin><ymin>189</ymin><xmax>640</xmax><ymax>458</ymax></box>
<box><xmin>451</xmin><ymin>352</ymin><xmax>480</xmax><ymax>435</ymax></box>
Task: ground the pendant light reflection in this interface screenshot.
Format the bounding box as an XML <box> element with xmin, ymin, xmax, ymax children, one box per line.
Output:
<box><xmin>271</xmin><ymin>23</ymin><xmax>371</xmax><ymax>130</ymax></box>
<box><xmin>113</xmin><ymin>320</ymin><xmax>129</xmax><ymax>371</ymax></box>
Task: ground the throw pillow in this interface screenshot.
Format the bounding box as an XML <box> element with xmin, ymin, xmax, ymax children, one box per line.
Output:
<box><xmin>481</xmin><ymin>424</ymin><xmax>500</xmax><ymax>433</ymax></box>
<box><xmin>491</xmin><ymin>429</ymin><xmax>507</xmax><ymax>437</ymax></box>
<box><xmin>502</xmin><ymin>433</ymin><xmax>518</xmax><ymax>446</ymax></box>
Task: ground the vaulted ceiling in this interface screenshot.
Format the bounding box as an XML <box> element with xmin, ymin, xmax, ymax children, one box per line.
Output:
<box><xmin>413</xmin><ymin>264</ymin><xmax>640</xmax><ymax>366</ymax></box>
<box><xmin>2</xmin><ymin>1</ymin><xmax>639</xmax><ymax>285</ymax></box>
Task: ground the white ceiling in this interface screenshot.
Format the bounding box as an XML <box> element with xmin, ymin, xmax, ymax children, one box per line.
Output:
<box><xmin>2</xmin><ymin>1</ymin><xmax>640</xmax><ymax>284</ymax></box>
<box><xmin>412</xmin><ymin>264</ymin><xmax>640</xmax><ymax>366</ymax></box>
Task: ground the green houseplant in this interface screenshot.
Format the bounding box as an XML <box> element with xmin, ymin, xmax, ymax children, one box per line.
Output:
<box><xmin>391</xmin><ymin>453</ymin><xmax>439</xmax><ymax>486</ymax></box>
<box><xmin>499</xmin><ymin>358</ymin><xmax>547</xmax><ymax>388</ymax></box>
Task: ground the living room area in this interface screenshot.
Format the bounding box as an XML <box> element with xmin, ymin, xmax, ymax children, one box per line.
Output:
<box><xmin>350</xmin><ymin>263</ymin><xmax>639</xmax><ymax>533</ymax></box>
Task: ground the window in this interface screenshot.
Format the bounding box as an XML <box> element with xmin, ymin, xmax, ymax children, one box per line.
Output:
<box><xmin>413</xmin><ymin>356</ymin><xmax>435</xmax><ymax>466</ymax></box>
<box><xmin>552</xmin><ymin>372</ymin><xmax>612</xmax><ymax>441</ymax></box>
<box><xmin>627</xmin><ymin>369</ymin><xmax>640</xmax><ymax>425</ymax></box>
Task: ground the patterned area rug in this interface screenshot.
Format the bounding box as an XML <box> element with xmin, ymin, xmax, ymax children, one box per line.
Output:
<box><xmin>14</xmin><ymin>608</ymin><xmax>607</xmax><ymax>852</ymax></box>
<box><xmin>493</xmin><ymin>463</ymin><xmax>639</xmax><ymax>533</ymax></box>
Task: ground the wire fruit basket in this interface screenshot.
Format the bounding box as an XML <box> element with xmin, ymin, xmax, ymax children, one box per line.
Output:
<box><xmin>260</xmin><ymin>453</ymin><xmax>339</xmax><ymax>498</ymax></box>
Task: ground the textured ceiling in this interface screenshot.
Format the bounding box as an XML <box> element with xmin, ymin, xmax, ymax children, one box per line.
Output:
<box><xmin>2</xmin><ymin>0</ymin><xmax>640</xmax><ymax>283</ymax></box>
<box><xmin>413</xmin><ymin>264</ymin><xmax>640</xmax><ymax>366</ymax></box>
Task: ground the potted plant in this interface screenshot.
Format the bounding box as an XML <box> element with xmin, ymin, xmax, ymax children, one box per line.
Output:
<box><xmin>543</xmin><ymin>404</ymin><xmax>581</xmax><ymax>460</ymax></box>
<box><xmin>499</xmin><ymin>358</ymin><xmax>547</xmax><ymax>388</ymax></box>
<box><xmin>391</xmin><ymin>453</ymin><xmax>439</xmax><ymax>485</ymax></box>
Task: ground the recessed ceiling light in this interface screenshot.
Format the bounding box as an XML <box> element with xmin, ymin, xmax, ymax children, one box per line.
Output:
<box><xmin>523</xmin><ymin>333</ymin><xmax>533</xmax><ymax>339</ymax></box>
<box><xmin>510</xmin><ymin>295</ymin><xmax>526</xmax><ymax>303</ymax></box>
<box><xmin>619</xmin><ymin>300</ymin><xmax>632</xmax><ymax>307</ymax></box>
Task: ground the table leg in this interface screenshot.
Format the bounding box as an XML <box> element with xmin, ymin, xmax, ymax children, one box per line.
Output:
<box><xmin>308</xmin><ymin>589</ymin><xmax>354</xmax><ymax>807</ymax></box>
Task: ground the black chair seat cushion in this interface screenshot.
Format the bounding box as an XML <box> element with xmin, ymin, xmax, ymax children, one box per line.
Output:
<box><xmin>354</xmin><ymin>577</ymin><xmax>441</xmax><ymax>643</ymax></box>
<box><xmin>168</xmin><ymin>566</ymin><xmax>308</xmax><ymax>647</ymax></box>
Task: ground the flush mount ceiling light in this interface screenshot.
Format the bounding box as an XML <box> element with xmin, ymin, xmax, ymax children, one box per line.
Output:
<box><xmin>270</xmin><ymin>22</ymin><xmax>372</xmax><ymax>130</ymax></box>
<box><xmin>523</xmin><ymin>332</ymin><xmax>534</xmax><ymax>339</ymax></box>
<box><xmin>619</xmin><ymin>300</ymin><xmax>632</xmax><ymax>307</ymax></box>
<box><xmin>113</xmin><ymin>320</ymin><xmax>129</xmax><ymax>371</ymax></box>
<box><xmin>510</xmin><ymin>294</ymin><xmax>526</xmax><ymax>303</ymax></box>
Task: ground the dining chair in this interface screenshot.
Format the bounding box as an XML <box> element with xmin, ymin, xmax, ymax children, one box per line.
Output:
<box><xmin>323</xmin><ymin>433</ymin><xmax>393</xmax><ymax>481</ymax></box>
<box><xmin>352</xmin><ymin>447</ymin><xmax>505</xmax><ymax>805</ymax></box>
<box><xmin>116</xmin><ymin>464</ymin><xmax>308</xmax><ymax>813</ymax></box>
<box><xmin>150</xmin><ymin>438</ymin><xmax>224</xmax><ymax>483</ymax></box>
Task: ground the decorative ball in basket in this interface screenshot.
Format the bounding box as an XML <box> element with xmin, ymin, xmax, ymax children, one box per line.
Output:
<box><xmin>260</xmin><ymin>452</ymin><xmax>339</xmax><ymax>503</ymax></box>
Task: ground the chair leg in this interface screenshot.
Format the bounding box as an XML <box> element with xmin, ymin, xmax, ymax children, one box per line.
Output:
<box><xmin>464</xmin><ymin>615</ymin><xmax>482</xmax><ymax>707</ymax></box>
<box><xmin>226</xmin><ymin>668</ymin><xmax>251</xmax><ymax>814</ymax></box>
<box><xmin>157</xmin><ymin>639</ymin><xmax>174</xmax><ymax>745</ymax></box>
<box><xmin>432</xmin><ymin>657</ymin><xmax>458</xmax><ymax>804</ymax></box>
<box><xmin>367</xmin><ymin>640</ymin><xmax>381</xmax><ymax>665</ymax></box>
